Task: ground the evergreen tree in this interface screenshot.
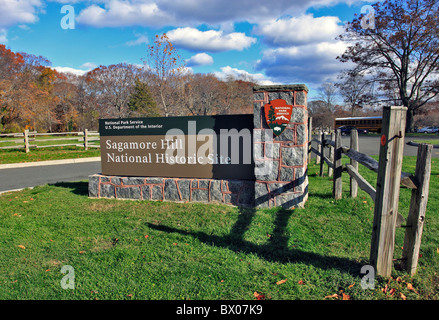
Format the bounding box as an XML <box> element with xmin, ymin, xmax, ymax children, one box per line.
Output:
<box><xmin>268</xmin><ymin>105</ymin><xmax>276</xmax><ymax>123</ymax></box>
<box><xmin>128</xmin><ymin>79</ymin><xmax>160</xmax><ymax>117</ymax></box>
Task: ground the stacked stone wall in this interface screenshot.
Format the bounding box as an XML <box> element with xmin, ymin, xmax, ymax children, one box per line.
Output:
<box><xmin>253</xmin><ymin>85</ymin><xmax>309</xmax><ymax>208</ymax></box>
<box><xmin>89</xmin><ymin>175</ymin><xmax>255</xmax><ymax>207</ymax></box>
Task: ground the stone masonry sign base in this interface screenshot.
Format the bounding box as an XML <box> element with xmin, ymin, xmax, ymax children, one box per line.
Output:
<box><xmin>88</xmin><ymin>85</ymin><xmax>309</xmax><ymax>209</ymax></box>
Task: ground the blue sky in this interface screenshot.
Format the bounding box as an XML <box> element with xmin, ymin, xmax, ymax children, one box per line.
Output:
<box><xmin>0</xmin><ymin>0</ymin><xmax>375</xmax><ymax>99</ymax></box>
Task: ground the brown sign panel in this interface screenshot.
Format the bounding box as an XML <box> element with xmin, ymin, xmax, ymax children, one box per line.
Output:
<box><xmin>99</xmin><ymin>115</ymin><xmax>255</xmax><ymax>180</ymax></box>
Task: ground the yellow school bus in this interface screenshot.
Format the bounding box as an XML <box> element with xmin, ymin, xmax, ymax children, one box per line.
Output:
<box><xmin>334</xmin><ymin>116</ymin><xmax>382</xmax><ymax>133</ymax></box>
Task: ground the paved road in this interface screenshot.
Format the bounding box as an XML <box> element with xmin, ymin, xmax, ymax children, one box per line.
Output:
<box><xmin>0</xmin><ymin>161</ymin><xmax>101</xmax><ymax>193</ymax></box>
<box><xmin>311</xmin><ymin>135</ymin><xmax>439</xmax><ymax>159</ymax></box>
<box><xmin>0</xmin><ymin>135</ymin><xmax>437</xmax><ymax>193</ymax></box>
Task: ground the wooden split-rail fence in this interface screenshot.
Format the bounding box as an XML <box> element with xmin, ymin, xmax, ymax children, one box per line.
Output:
<box><xmin>308</xmin><ymin>106</ymin><xmax>433</xmax><ymax>277</ymax></box>
<box><xmin>0</xmin><ymin>129</ymin><xmax>100</xmax><ymax>153</ymax></box>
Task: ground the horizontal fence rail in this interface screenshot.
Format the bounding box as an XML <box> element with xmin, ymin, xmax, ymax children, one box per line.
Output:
<box><xmin>406</xmin><ymin>140</ymin><xmax>439</xmax><ymax>149</ymax></box>
<box><xmin>307</xmin><ymin>109</ymin><xmax>433</xmax><ymax>277</ymax></box>
<box><xmin>0</xmin><ymin>130</ymin><xmax>100</xmax><ymax>153</ymax></box>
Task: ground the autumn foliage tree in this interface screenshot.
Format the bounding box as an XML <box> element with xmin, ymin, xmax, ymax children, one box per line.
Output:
<box><xmin>1</xmin><ymin>38</ymin><xmax>259</xmax><ymax>133</ymax></box>
<box><xmin>144</xmin><ymin>33</ymin><xmax>186</xmax><ymax>117</ymax></box>
<box><xmin>337</xmin><ymin>0</ymin><xmax>439</xmax><ymax>132</ymax></box>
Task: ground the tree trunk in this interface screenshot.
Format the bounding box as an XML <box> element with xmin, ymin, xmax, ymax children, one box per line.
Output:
<box><xmin>406</xmin><ymin>108</ymin><xmax>415</xmax><ymax>133</ymax></box>
<box><xmin>160</xmin><ymin>90</ymin><xmax>168</xmax><ymax>117</ymax></box>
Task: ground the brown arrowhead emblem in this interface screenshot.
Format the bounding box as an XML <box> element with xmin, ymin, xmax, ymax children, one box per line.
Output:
<box><xmin>264</xmin><ymin>99</ymin><xmax>293</xmax><ymax>136</ymax></box>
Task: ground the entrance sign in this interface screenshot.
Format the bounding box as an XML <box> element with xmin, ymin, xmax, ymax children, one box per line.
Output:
<box><xmin>90</xmin><ymin>84</ymin><xmax>309</xmax><ymax>210</ymax></box>
<box><xmin>264</xmin><ymin>99</ymin><xmax>293</xmax><ymax>136</ymax></box>
<box><xmin>99</xmin><ymin>115</ymin><xmax>254</xmax><ymax>180</ymax></box>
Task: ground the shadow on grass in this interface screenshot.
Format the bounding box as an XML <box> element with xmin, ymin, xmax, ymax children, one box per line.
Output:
<box><xmin>51</xmin><ymin>181</ymin><xmax>89</xmax><ymax>196</ymax></box>
<box><xmin>147</xmin><ymin>207</ymin><xmax>363</xmax><ymax>276</ymax></box>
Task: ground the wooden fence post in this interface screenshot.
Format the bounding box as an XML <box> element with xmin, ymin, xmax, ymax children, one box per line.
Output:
<box><xmin>328</xmin><ymin>131</ymin><xmax>334</xmax><ymax>177</ymax></box>
<box><xmin>333</xmin><ymin>129</ymin><xmax>342</xmax><ymax>200</ymax></box>
<box><xmin>84</xmin><ymin>129</ymin><xmax>88</xmax><ymax>151</ymax></box>
<box><xmin>316</xmin><ymin>130</ymin><xmax>322</xmax><ymax>164</ymax></box>
<box><xmin>350</xmin><ymin>129</ymin><xmax>359</xmax><ymax>198</ymax></box>
<box><xmin>370</xmin><ymin>106</ymin><xmax>407</xmax><ymax>278</ymax></box>
<box><xmin>308</xmin><ymin>117</ymin><xmax>312</xmax><ymax>164</ymax></box>
<box><xmin>401</xmin><ymin>143</ymin><xmax>433</xmax><ymax>275</ymax></box>
<box><xmin>319</xmin><ymin>131</ymin><xmax>325</xmax><ymax>177</ymax></box>
<box><xmin>24</xmin><ymin>129</ymin><xmax>30</xmax><ymax>153</ymax></box>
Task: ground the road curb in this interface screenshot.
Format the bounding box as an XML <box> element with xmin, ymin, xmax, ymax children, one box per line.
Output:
<box><xmin>0</xmin><ymin>157</ymin><xmax>101</xmax><ymax>170</ymax></box>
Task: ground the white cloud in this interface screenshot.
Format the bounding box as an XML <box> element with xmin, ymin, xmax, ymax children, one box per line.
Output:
<box><xmin>54</xmin><ymin>62</ymin><xmax>97</xmax><ymax>76</ymax></box>
<box><xmin>167</xmin><ymin>27</ymin><xmax>256</xmax><ymax>52</ymax></box>
<box><xmin>186</xmin><ymin>53</ymin><xmax>214</xmax><ymax>67</ymax></box>
<box><xmin>255</xmin><ymin>14</ymin><xmax>344</xmax><ymax>47</ymax></box>
<box><xmin>157</xmin><ymin>0</ymin><xmax>320</xmax><ymax>25</ymax></box>
<box><xmin>76</xmin><ymin>0</ymin><xmax>171</xmax><ymax>27</ymax></box>
<box><xmin>0</xmin><ymin>0</ymin><xmax>42</xmax><ymax>28</ymax></box>
<box><xmin>75</xmin><ymin>0</ymin><xmax>343</xmax><ymax>28</ymax></box>
<box><xmin>126</xmin><ymin>33</ymin><xmax>149</xmax><ymax>46</ymax></box>
<box><xmin>0</xmin><ymin>29</ymin><xmax>7</xmax><ymax>43</ymax></box>
<box><xmin>214</xmin><ymin>66</ymin><xmax>276</xmax><ymax>85</ymax></box>
<box><xmin>79</xmin><ymin>62</ymin><xmax>97</xmax><ymax>70</ymax></box>
<box><xmin>256</xmin><ymin>41</ymin><xmax>348</xmax><ymax>86</ymax></box>
<box><xmin>54</xmin><ymin>66</ymin><xmax>88</xmax><ymax>76</ymax></box>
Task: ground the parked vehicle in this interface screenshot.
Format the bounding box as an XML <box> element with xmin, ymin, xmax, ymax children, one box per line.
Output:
<box><xmin>335</xmin><ymin>116</ymin><xmax>382</xmax><ymax>133</ymax></box>
<box><xmin>417</xmin><ymin>126</ymin><xmax>439</xmax><ymax>133</ymax></box>
<box><xmin>339</xmin><ymin>126</ymin><xmax>369</xmax><ymax>135</ymax></box>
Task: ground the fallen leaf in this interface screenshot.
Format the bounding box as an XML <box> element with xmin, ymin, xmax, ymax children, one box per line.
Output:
<box><xmin>382</xmin><ymin>285</ymin><xmax>388</xmax><ymax>293</ymax></box>
<box><xmin>79</xmin><ymin>251</ymin><xmax>86</xmax><ymax>254</ymax></box>
<box><xmin>389</xmin><ymin>288</ymin><xmax>396</xmax><ymax>296</ymax></box>
<box><xmin>253</xmin><ymin>292</ymin><xmax>265</xmax><ymax>300</ymax></box>
<box><xmin>276</xmin><ymin>279</ymin><xmax>287</xmax><ymax>285</ymax></box>
<box><xmin>342</xmin><ymin>293</ymin><xmax>351</xmax><ymax>300</ymax></box>
<box><xmin>436</xmin><ymin>248</ymin><xmax>439</xmax><ymax>254</ymax></box>
<box><xmin>144</xmin><ymin>235</ymin><xmax>149</xmax><ymax>239</ymax></box>
<box><xmin>18</xmin><ymin>245</ymin><xmax>25</xmax><ymax>249</ymax></box>
<box><xmin>348</xmin><ymin>283</ymin><xmax>355</xmax><ymax>288</ymax></box>
<box><xmin>363</xmin><ymin>201</ymin><xmax>367</xmax><ymax>204</ymax></box>
<box><xmin>173</xmin><ymin>243</ymin><xmax>177</xmax><ymax>246</ymax></box>
<box><xmin>298</xmin><ymin>280</ymin><xmax>304</xmax><ymax>285</ymax></box>
<box><xmin>399</xmin><ymin>292</ymin><xmax>407</xmax><ymax>300</ymax></box>
<box><xmin>324</xmin><ymin>294</ymin><xmax>339</xmax><ymax>299</ymax></box>
<box><xmin>407</xmin><ymin>283</ymin><xmax>418</xmax><ymax>294</ymax></box>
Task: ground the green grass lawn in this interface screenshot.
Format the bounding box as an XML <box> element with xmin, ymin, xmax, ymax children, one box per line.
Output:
<box><xmin>0</xmin><ymin>156</ymin><xmax>437</xmax><ymax>300</ymax></box>
<box><xmin>0</xmin><ymin>146</ymin><xmax>100</xmax><ymax>164</ymax></box>
<box><xmin>411</xmin><ymin>140</ymin><xmax>439</xmax><ymax>146</ymax></box>
<box><xmin>0</xmin><ymin>134</ymin><xmax>100</xmax><ymax>164</ymax></box>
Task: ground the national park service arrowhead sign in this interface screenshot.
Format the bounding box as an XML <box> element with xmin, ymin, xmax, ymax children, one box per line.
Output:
<box><xmin>264</xmin><ymin>99</ymin><xmax>293</xmax><ymax>136</ymax></box>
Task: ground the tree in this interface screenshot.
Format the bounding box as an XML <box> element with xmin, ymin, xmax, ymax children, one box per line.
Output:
<box><xmin>337</xmin><ymin>0</ymin><xmax>439</xmax><ymax>132</ymax></box>
<box><xmin>85</xmin><ymin>63</ymin><xmax>141</xmax><ymax>118</ymax></box>
<box><xmin>181</xmin><ymin>73</ymin><xmax>222</xmax><ymax>116</ymax></box>
<box><xmin>144</xmin><ymin>33</ymin><xmax>186</xmax><ymax>117</ymax></box>
<box><xmin>267</xmin><ymin>105</ymin><xmax>276</xmax><ymax>123</ymax></box>
<box><xmin>308</xmin><ymin>100</ymin><xmax>334</xmax><ymax>130</ymax></box>
<box><xmin>336</xmin><ymin>71</ymin><xmax>374</xmax><ymax>116</ymax></box>
<box><xmin>128</xmin><ymin>78</ymin><xmax>160</xmax><ymax>117</ymax></box>
<box><xmin>317</xmin><ymin>82</ymin><xmax>338</xmax><ymax>113</ymax></box>
<box><xmin>219</xmin><ymin>77</ymin><xmax>255</xmax><ymax>114</ymax></box>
